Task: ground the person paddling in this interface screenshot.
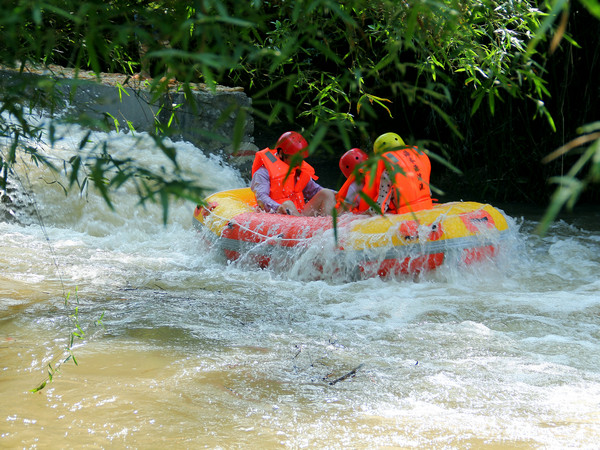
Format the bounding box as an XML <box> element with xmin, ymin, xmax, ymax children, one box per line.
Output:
<box><xmin>336</xmin><ymin>133</ymin><xmax>433</xmax><ymax>215</ymax></box>
<box><xmin>250</xmin><ymin>131</ymin><xmax>337</xmax><ymax>216</ymax></box>
<box><xmin>335</xmin><ymin>147</ymin><xmax>368</xmax><ymax>211</ymax></box>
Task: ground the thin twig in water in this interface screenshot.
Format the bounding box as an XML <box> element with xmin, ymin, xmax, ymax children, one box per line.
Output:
<box><xmin>328</xmin><ymin>363</ymin><xmax>364</xmax><ymax>386</ymax></box>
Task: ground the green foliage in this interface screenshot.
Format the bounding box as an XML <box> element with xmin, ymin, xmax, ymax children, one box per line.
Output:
<box><xmin>31</xmin><ymin>287</ymin><xmax>105</xmax><ymax>392</ymax></box>
<box><xmin>3</xmin><ymin>0</ymin><xmax>595</xmax><ymax>395</ymax></box>
<box><xmin>443</xmin><ymin>0</ymin><xmax>550</xmax><ymax>116</ymax></box>
<box><xmin>0</xmin><ymin>0</ymin><xmax>599</xmax><ymax>226</ymax></box>
<box><xmin>536</xmin><ymin>122</ymin><xmax>600</xmax><ymax>234</ymax></box>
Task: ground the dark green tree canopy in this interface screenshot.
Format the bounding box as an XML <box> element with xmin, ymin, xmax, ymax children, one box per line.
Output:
<box><xmin>1</xmin><ymin>0</ymin><xmax>599</xmax><ymax>231</ymax></box>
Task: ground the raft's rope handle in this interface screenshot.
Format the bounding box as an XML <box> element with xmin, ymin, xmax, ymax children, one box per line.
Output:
<box><xmin>203</xmin><ymin>207</ymin><xmax>316</xmax><ymax>245</ymax></box>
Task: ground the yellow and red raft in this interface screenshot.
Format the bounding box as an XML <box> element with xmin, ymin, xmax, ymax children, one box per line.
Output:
<box><xmin>193</xmin><ymin>188</ymin><xmax>510</xmax><ymax>278</ymax></box>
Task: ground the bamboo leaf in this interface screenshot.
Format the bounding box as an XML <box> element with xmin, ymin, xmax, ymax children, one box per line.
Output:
<box><xmin>525</xmin><ymin>0</ymin><xmax>569</xmax><ymax>58</ymax></box>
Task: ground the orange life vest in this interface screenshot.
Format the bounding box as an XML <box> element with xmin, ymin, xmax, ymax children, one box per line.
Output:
<box><xmin>335</xmin><ymin>174</ymin><xmax>358</xmax><ymax>210</ymax></box>
<box><xmin>251</xmin><ymin>148</ymin><xmax>317</xmax><ymax>211</ymax></box>
<box><xmin>355</xmin><ymin>147</ymin><xmax>432</xmax><ymax>214</ymax></box>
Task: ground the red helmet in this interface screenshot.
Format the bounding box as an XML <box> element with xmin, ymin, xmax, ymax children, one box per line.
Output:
<box><xmin>275</xmin><ymin>131</ymin><xmax>309</xmax><ymax>158</ymax></box>
<box><xmin>339</xmin><ymin>148</ymin><xmax>368</xmax><ymax>178</ymax></box>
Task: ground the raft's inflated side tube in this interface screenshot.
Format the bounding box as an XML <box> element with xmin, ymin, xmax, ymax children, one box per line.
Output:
<box><xmin>193</xmin><ymin>188</ymin><xmax>510</xmax><ymax>277</ymax></box>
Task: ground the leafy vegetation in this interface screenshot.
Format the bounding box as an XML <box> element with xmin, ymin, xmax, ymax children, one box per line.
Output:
<box><xmin>30</xmin><ymin>288</ymin><xmax>104</xmax><ymax>393</ymax></box>
<box><xmin>1</xmin><ymin>0</ymin><xmax>599</xmax><ymax>227</ymax></box>
<box><xmin>2</xmin><ymin>0</ymin><xmax>598</xmax><ymax>392</ymax></box>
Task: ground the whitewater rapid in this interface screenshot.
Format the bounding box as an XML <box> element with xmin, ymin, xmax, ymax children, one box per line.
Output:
<box><xmin>1</xmin><ymin>121</ymin><xmax>599</xmax><ymax>448</ymax></box>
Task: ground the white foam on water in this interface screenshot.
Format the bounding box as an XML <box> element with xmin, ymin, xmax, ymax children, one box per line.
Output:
<box><xmin>2</xmin><ymin>117</ymin><xmax>600</xmax><ymax>448</ymax></box>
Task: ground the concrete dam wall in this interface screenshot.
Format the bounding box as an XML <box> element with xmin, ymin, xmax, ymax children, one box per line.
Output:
<box><xmin>0</xmin><ymin>65</ymin><xmax>258</xmax><ymax>223</ymax></box>
<box><xmin>1</xmin><ymin>65</ymin><xmax>258</xmax><ymax>173</ymax></box>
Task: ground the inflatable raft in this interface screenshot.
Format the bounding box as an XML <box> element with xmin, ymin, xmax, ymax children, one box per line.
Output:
<box><xmin>193</xmin><ymin>188</ymin><xmax>510</xmax><ymax>279</ymax></box>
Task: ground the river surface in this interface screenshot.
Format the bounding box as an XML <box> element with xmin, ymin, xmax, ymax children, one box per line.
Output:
<box><xmin>1</xmin><ymin>121</ymin><xmax>600</xmax><ymax>448</ymax></box>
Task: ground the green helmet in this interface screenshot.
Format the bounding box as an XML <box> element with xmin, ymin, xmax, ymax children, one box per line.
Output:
<box><xmin>373</xmin><ymin>132</ymin><xmax>405</xmax><ymax>154</ymax></box>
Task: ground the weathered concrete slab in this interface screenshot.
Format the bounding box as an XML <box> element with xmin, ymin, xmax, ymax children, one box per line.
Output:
<box><xmin>0</xmin><ymin>64</ymin><xmax>258</xmax><ymax>171</ymax></box>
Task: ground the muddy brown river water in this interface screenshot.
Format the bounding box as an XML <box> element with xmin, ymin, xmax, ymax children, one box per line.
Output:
<box><xmin>2</xmin><ymin>123</ymin><xmax>600</xmax><ymax>448</ymax></box>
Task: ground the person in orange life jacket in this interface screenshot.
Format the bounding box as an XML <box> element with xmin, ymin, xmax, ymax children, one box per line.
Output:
<box><xmin>250</xmin><ymin>131</ymin><xmax>337</xmax><ymax>216</ymax></box>
<box><xmin>335</xmin><ymin>148</ymin><xmax>368</xmax><ymax>211</ymax></box>
<box><xmin>338</xmin><ymin>133</ymin><xmax>433</xmax><ymax>214</ymax></box>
